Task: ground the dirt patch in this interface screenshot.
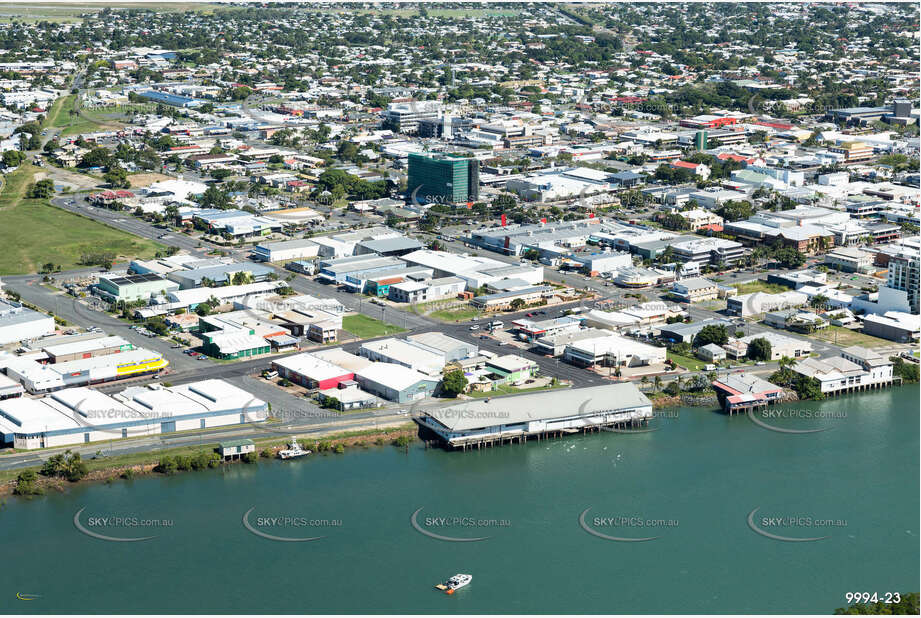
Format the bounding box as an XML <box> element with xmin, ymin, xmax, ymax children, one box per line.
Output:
<box><xmin>128</xmin><ymin>173</ymin><xmax>173</xmax><ymax>188</ymax></box>
<box><xmin>37</xmin><ymin>168</ymin><xmax>100</xmax><ymax>191</ymax></box>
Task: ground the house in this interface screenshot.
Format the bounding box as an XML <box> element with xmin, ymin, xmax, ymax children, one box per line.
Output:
<box><xmin>711</xmin><ymin>372</ymin><xmax>785</xmax><ymax>413</ymax></box>
<box><xmin>670</xmin><ymin>160</ymin><xmax>711</xmax><ymax>180</ymax></box>
<box><xmin>470</xmin><ymin>286</ymin><xmax>553</xmax><ymax>311</ymax></box>
<box><xmin>317</xmin><ymin>385</ymin><xmax>380</xmax><ymax>411</ymax></box>
<box><xmin>790</xmin><ymin>354</ymin><xmax>891</xmax><ymax>395</ymax></box>
<box><xmin>484</xmin><ymin>355</ymin><xmax>538</xmax><ymax>386</ymax></box>
<box><xmin>680</xmin><ymin>209</ymin><xmax>724</xmax><ymax>231</ymax></box>
<box><xmin>738</xmin><ymin>332</ymin><xmax>811</xmax><ymax>360</ymax></box>
<box><xmin>764</xmin><ymin>309</ymin><xmax>827</xmax><ymax>333</ymax></box>
<box><xmin>696</xmin><ymin>343</ymin><xmax>726</xmax><ymax>362</ymax></box>
<box><xmin>658</xmin><ymin>318</ymin><xmax>732</xmax><ymax>344</ymax></box>
<box><xmin>218</xmin><ymin>439</ymin><xmax>255</xmax><ymax>461</ymax></box>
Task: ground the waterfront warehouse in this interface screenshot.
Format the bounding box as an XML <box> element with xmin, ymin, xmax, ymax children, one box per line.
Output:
<box><xmin>415</xmin><ymin>383</ymin><xmax>653</xmax><ymax>448</ymax></box>
<box><xmin>0</xmin><ymin>379</ymin><xmax>267</xmax><ymax>449</ymax></box>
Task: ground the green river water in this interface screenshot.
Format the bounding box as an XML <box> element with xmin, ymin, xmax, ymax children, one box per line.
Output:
<box><xmin>1</xmin><ymin>386</ymin><xmax>918</xmax><ymax>614</ymax></box>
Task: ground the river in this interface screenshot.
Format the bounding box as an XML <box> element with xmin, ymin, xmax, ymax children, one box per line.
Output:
<box><xmin>1</xmin><ymin>386</ymin><xmax>918</xmax><ymax>614</ymax></box>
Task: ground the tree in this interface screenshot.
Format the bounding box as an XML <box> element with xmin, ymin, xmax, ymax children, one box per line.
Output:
<box><xmin>195</xmin><ymin>302</ymin><xmax>212</xmax><ymax>316</ymax></box>
<box><xmin>40</xmin><ymin>450</ymin><xmax>87</xmax><ymax>481</ymax></box>
<box><xmin>747</xmin><ymin>337</ymin><xmax>772</xmax><ymax>362</ymax></box>
<box><xmin>79</xmin><ymin>147</ymin><xmax>112</xmax><ymax>168</ymax></box>
<box><xmin>231</xmin><ymin>271</ymin><xmax>253</xmax><ymax>285</ymax></box>
<box><xmin>891</xmin><ymin>356</ymin><xmax>920</xmax><ymax>384</ymax></box>
<box><xmin>509</xmin><ymin>298</ymin><xmax>526</xmax><ymax>311</ymax></box>
<box><xmin>104</xmin><ymin>165</ymin><xmax>130</xmax><ymax>188</ymax></box>
<box><xmin>773</xmin><ymin>247</ymin><xmax>806</xmax><ymax>269</ymax></box>
<box><xmin>809</xmin><ymin>294</ymin><xmax>829</xmax><ymax>310</ymax></box>
<box><xmin>198</xmin><ymin>185</ymin><xmax>232</xmax><ymax>209</ymax></box>
<box><xmin>441</xmin><ymin>369</ymin><xmax>469</xmax><ymax>396</ymax></box>
<box><xmin>27</xmin><ymin>179</ymin><xmax>55</xmax><ymax>199</ymax></box>
<box><xmin>686</xmin><ymin>374</ymin><xmax>712</xmax><ymax>392</ymax></box>
<box><xmin>715</xmin><ymin>200</ymin><xmax>755</xmax><ymax>222</ymax></box>
<box><xmin>13</xmin><ymin>469</ymin><xmax>43</xmax><ymax>496</ymax></box>
<box><xmin>336</xmin><ymin>140</ymin><xmax>359</xmax><ymax>162</ymax></box>
<box><xmin>693</xmin><ymin>324</ymin><xmax>728</xmax><ymax>347</ymax></box>
<box><xmin>2</xmin><ymin>149</ymin><xmax>24</xmax><ymax>168</ymax></box>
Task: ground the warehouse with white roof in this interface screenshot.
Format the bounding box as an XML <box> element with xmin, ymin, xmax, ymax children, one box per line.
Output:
<box><xmin>0</xmin><ymin>379</ymin><xmax>266</xmax><ymax>449</ymax></box>
<box><xmin>415</xmin><ymin>383</ymin><xmax>653</xmax><ymax>447</ymax></box>
<box><xmin>2</xmin><ymin>348</ymin><xmax>168</xmax><ymax>393</ymax></box>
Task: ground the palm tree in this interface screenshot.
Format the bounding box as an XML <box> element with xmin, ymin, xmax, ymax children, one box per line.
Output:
<box><xmin>778</xmin><ymin>356</ymin><xmax>796</xmax><ymax>370</ymax></box>
<box><xmin>640</xmin><ymin>375</ymin><xmax>650</xmax><ymax>390</ymax></box>
<box><xmin>653</xmin><ymin>375</ymin><xmax>663</xmax><ymax>393</ymax></box>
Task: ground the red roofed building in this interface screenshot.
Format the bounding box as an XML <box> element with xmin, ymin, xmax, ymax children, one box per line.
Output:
<box><xmin>679</xmin><ymin>114</ymin><xmax>739</xmax><ymax>129</ymax></box>
<box><xmin>751</xmin><ymin>119</ymin><xmax>794</xmax><ymax>131</ymax></box>
<box><xmin>671</xmin><ymin>160</ymin><xmax>711</xmax><ymax>180</ymax></box>
<box><xmin>712</xmin><ymin>372</ymin><xmax>784</xmax><ymax>414</ymax></box>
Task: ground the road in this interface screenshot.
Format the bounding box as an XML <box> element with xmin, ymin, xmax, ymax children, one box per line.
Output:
<box><xmin>0</xmin><ymin>408</ymin><xmax>413</xmax><ymax>472</ymax></box>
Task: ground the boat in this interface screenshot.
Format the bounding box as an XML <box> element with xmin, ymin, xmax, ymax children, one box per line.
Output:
<box><xmin>278</xmin><ymin>437</ymin><xmax>311</xmax><ymax>460</ymax></box>
<box><xmin>435</xmin><ymin>574</ymin><xmax>472</xmax><ymax>594</ymax></box>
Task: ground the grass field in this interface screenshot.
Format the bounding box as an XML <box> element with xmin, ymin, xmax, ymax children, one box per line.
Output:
<box><xmin>342</xmin><ymin>314</ymin><xmax>406</xmax><ymax>339</ymax></box>
<box><xmin>808</xmin><ymin>325</ymin><xmax>891</xmax><ymax>348</ymax></box>
<box><xmin>733</xmin><ymin>280</ymin><xmax>790</xmax><ymax>295</ymax></box>
<box><xmin>428</xmin><ymin>307</ymin><xmax>483</xmax><ymax>322</ymax></box>
<box><xmin>467</xmin><ymin>383</ymin><xmax>568</xmax><ymax>398</ymax></box>
<box><xmin>0</xmin><ymin>164</ymin><xmax>162</xmax><ymax>275</ymax></box>
<box><xmin>666</xmin><ymin>350</ymin><xmax>709</xmax><ymax>371</ymax></box>
<box><xmin>44</xmin><ymin>94</ymin><xmax>75</xmax><ymax>129</ymax></box>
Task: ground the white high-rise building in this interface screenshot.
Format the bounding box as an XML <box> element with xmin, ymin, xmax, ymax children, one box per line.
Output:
<box><xmin>886</xmin><ymin>247</ymin><xmax>920</xmax><ymax>314</ymax></box>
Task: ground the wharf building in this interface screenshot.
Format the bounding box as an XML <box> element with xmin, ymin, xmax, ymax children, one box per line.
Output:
<box><xmin>414</xmin><ymin>384</ymin><xmax>653</xmax><ymax>449</ymax></box>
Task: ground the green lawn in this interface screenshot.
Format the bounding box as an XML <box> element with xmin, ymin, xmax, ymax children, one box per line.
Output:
<box><xmin>44</xmin><ymin>94</ymin><xmax>75</xmax><ymax>129</ymax></box>
<box><xmin>733</xmin><ymin>280</ymin><xmax>790</xmax><ymax>295</ymax></box>
<box><xmin>342</xmin><ymin>314</ymin><xmax>406</xmax><ymax>339</ymax></box>
<box><xmin>666</xmin><ymin>350</ymin><xmax>709</xmax><ymax>371</ymax></box>
<box><xmin>0</xmin><ymin>164</ymin><xmax>162</xmax><ymax>275</ymax></box>
<box><xmin>467</xmin><ymin>383</ymin><xmax>568</xmax><ymax>398</ymax></box>
<box><xmin>808</xmin><ymin>325</ymin><xmax>891</xmax><ymax>348</ymax></box>
<box><xmin>428</xmin><ymin>307</ymin><xmax>483</xmax><ymax>322</ymax></box>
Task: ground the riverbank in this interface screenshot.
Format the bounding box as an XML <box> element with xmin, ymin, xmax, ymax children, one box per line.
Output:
<box><xmin>1</xmin><ymin>423</ymin><xmax>418</xmax><ymax>499</ymax></box>
<box><xmin>648</xmin><ymin>387</ymin><xmax>800</xmax><ymax>410</ymax></box>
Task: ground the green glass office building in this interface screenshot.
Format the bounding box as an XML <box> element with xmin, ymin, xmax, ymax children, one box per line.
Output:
<box><xmin>407</xmin><ymin>153</ymin><xmax>479</xmax><ymax>204</ymax></box>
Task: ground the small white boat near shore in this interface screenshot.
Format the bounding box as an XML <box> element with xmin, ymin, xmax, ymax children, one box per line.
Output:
<box><xmin>278</xmin><ymin>437</ymin><xmax>310</xmax><ymax>460</ymax></box>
